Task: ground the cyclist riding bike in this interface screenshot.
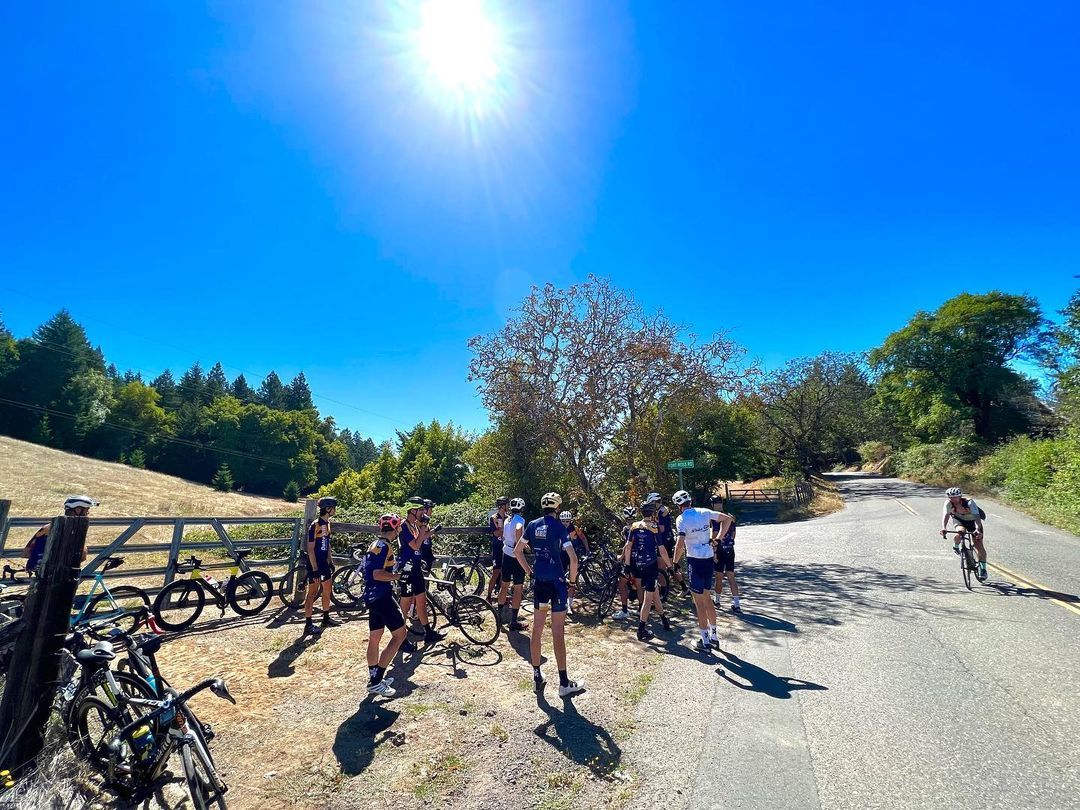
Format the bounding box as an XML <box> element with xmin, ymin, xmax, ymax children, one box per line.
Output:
<box><xmin>23</xmin><ymin>495</ymin><xmax>96</xmax><ymax>574</ymax></box>
<box><xmin>940</xmin><ymin>487</ymin><xmax>988</xmax><ymax>581</ymax></box>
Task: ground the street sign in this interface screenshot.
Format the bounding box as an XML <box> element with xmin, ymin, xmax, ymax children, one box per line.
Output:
<box><xmin>666</xmin><ymin>459</ymin><xmax>695</xmax><ymax>470</ymax></box>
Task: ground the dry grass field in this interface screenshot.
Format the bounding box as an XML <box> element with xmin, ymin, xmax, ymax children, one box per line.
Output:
<box><xmin>0</xmin><ymin>435</ymin><xmax>289</xmax><ymax>519</ymax></box>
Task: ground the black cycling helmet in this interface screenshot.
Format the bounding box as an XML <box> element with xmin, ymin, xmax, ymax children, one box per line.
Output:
<box><xmin>640</xmin><ymin>501</ymin><xmax>657</xmax><ymax>517</ymax></box>
<box><xmin>496</xmin><ymin>496</ymin><xmax>510</xmax><ymax>507</ymax></box>
<box><xmin>405</xmin><ymin>496</ymin><xmax>426</xmax><ymax>512</ymax></box>
<box><xmin>317</xmin><ymin>497</ymin><xmax>337</xmax><ymax>510</ymax></box>
<box><xmin>423</xmin><ymin>499</ymin><xmax>434</xmax><ymax>509</ymax></box>
<box><xmin>709</xmin><ymin>494</ymin><xmax>724</xmax><ymax>505</ymax></box>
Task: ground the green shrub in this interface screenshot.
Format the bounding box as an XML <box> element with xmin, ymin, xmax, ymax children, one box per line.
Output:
<box><xmin>211</xmin><ymin>463</ymin><xmax>234</xmax><ymax>492</ymax></box>
<box><xmin>128</xmin><ymin>448</ymin><xmax>146</xmax><ymax>469</ymax></box>
<box><xmin>893</xmin><ymin>438</ymin><xmax>984</xmax><ymax>489</ymax></box>
<box><xmin>283</xmin><ymin>481</ymin><xmax>300</xmax><ymax>503</ymax></box>
<box><xmin>857</xmin><ymin>441</ymin><xmax>892</xmax><ymax>464</ymax></box>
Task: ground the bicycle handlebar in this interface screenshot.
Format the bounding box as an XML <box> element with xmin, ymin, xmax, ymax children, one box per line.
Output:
<box><xmin>113</xmin><ymin>677</ymin><xmax>235</xmax><ymax>741</ymax></box>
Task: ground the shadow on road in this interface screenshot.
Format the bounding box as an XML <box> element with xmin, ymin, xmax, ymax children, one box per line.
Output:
<box><xmin>534</xmin><ymin>690</ymin><xmax>622</xmax><ymax>778</ymax></box>
<box><xmin>980</xmin><ymin>580</ymin><xmax>1080</xmax><ymax>605</ymax></box>
<box><xmin>734</xmin><ymin>559</ymin><xmax>969</xmax><ymax>645</ymax></box>
<box><xmin>333</xmin><ymin>703</ymin><xmax>401</xmax><ymax>777</ymax></box>
<box><xmin>715</xmin><ymin>654</ymin><xmax>827</xmax><ymax>699</ymax></box>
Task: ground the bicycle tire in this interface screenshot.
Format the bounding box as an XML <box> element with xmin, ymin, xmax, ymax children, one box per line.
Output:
<box><xmin>84</xmin><ymin>586</ymin><xmax>151</xmax><ymax>633</ymax></box>
<box><xmin>65</xmin><ymin>671</ymin><xmax>158</xmax><ymax>742</ymax></box>
<box><xmin>227</xmin><ymin>570</ymin><xmax>273</xmax><ymax>616</ymax></box>
<box><xmin>278</xmin><ymin>564</ymin><xmax>309</xmax><ymax>609</ymax></box>
<box><xmin>69</xmin><ymin>693</ymin><xmax>151</xmax><ymax>786</ymax></box>
<box><xmin>458</xmin><ymin>561</ymin><xmax>487</xmax><ymax>595</ymax></box>
<box><xmin>154</xmin><ymin>580</ymin><xmax>206</xmax><ymax>631</ymax></box>
<box><xmin>182</xmin><ymin>739</ymin><xmax>228</xmax><ymax>810</ymax></box>
<box><xmin>452</xmin><ymin>594</ymin><xmax>500</xmax><ymax>646</ymax></box>
<box><xmin>961</xmin><ymin>547</ymin><xmax>974</xmax><ymax>591</ymax></box>
<box><xmin>331</xmin><ymin>566</ymin><xmax>366</xmax><ymax>610</ymax></box>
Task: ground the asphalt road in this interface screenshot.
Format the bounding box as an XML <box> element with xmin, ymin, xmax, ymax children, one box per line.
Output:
<box><xmin>624</xmin><ymin>474</ymin><xmax>1080</xmax><ymax>810</ymax></box>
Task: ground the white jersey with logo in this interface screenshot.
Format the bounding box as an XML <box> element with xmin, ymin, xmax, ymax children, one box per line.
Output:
<box><xmin>944</xmin><ymin>497</ymin><xmax>981</xmax><ymax>523</ymax></box>
<box><xmin>676</xmin><ymin>507</ymin><xmax>724</xmax><ymax>559</ymax></box>
<box><xmin>502</xmin><ymin>514</ymin><xmax>525</xmax><ymax>556</ymax></box>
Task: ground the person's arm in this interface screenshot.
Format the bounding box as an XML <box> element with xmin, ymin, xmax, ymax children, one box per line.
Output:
<box><xmin>22</xmin><ymin>527</ymin><xmax>47</xmax><ymax>559</ymax></box>
<box><xmin>306</xmin><ymin>528</ymin><xmax>319</xmax><ymax>570</ymax></box>
<box><xmin>659</xmin><ymin>544</ymin><xmax>673</xmax><ymax>571</ymax></box>
<box><xmin>673</xmin><ymin>536</ymin><xmax>685</xmax><ymax>565</ymax></box>
<box><xmin>941</xmin><ymin>502</ymin><xmax>950</xmax><ymax>536</ymax></box>
<box><xmin>578</xmin><ymin>528</ymin><xmax>590</xmax><ymax>552</ymax></box>
<box><xmin>970</xmin><ymin>500</ymin><xmax>985</xmax><ymax>536</ymax></box>
<box><xmin>710</xmin><ymin>511</ymin><xmax>734</xmax><ymax>540</ymax></box>
<box><xmin>514</xmin><ymin>537</ymin><xmax>532</xmax><ymax>578</ymax></box>
<box><xmin>408</xmin><ymin>526</ymin><xmax>427</xmax><ymax>553</ymax></box>
<box><xmin>565</xmin><ymin>543</ymin><xmax>578</xmax><ymax>585</ymax></box>
<box><xmin>373</xmin><ymin>549</ymin><xmax>400</xmax><ymax>581</ymax></box>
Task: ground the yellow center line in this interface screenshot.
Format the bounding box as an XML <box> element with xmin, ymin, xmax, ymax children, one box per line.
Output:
<box><xmin>894</xmin><ymin>499</ymin><xmax>919</xmax><ymax>517</ymax></box>
<box><xmin>985</xmin><ymin>561</ymin><xmax>1080</xmax><ymax>618</ymax></box>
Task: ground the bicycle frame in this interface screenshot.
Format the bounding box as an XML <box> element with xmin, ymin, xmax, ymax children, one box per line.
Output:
<box><xmin>183</xmin><ymin>559</ymin><xmax>242</xmax><ymax>607</ymax></box>
<box><xmin>71</xmin><ymin>573</ymin><xmax>110</xmax><ymax>627</ymax></box>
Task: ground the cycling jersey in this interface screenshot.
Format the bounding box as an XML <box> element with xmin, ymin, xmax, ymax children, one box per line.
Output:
<box><xmin>489</xmin><ymin>511</ymin><xmax>507</xmax><ymax>564</ymax></box>
<box><xmin>944</xmin><ymin>497</ymin><xmax>982</xmax><ymax>524</ymax></box>
<box><xmin>363</xmin><ymin>538</ymin><xmax>396</xmax><ymax>603</ymax></box>
<box><xmin>25</xmin><ymin>526</ymin><xmax>48</xmax><ymax>573</ymax></box>
<box><xmin>656</xmin><ymin>507</ymin><xmax>674</xmax><ymax>542</ymax></box>
<box><xmin>397</xmin><ymin>520</ymin><xmax>423</xmax><ymax>567</ymax></box>
<box><xmin>306</xmin><ymin>518</ymin><xmax>332</xmax><ymax>573</ymax></box>
<box><xmin>677</xmin><ymin>508</ymin><xmax>724</xmax><ymax>559</ymax></box>
<box><xmin>502</xmin><ymin>514</ymin><xmax>525</xmax><ymax>557</ymax></box>
<box><xmin>628</xmin><ymin>522</ymin><xmax>661</xmax><ymax>568</ymax></box>
<box><xmin>711</xmin><ymin>520</ymin><xmax>736</xmax><ymax>550</ymax></box>
<box><xmin>524</xmin><ymin>515</ymin><xmax>571</xmax><ymax>582</ymax></box>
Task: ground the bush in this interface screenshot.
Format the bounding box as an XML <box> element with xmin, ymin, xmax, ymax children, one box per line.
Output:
<box><xmin>893</xmin><ymin>438</ymin><xmax>984</xmax><ymax>489</ymax></box>
<box><xmin>857</xmin><ymin>441</ymin><xmax>892</xmax><ymax>464</ymax></box>
<box><xmin>211</xmin><ymin>463</ymin><xmax>234</xmax><ymax>492</ymax></box>
<box><xmin>283</xmin><ymin>480</ymin><xmax>300</xmax><ymax>503</ymax></box>
<box><xmin>128</xmin><ymin>448</ymin><xmax>146</xmax><ymax>469</ymax></box>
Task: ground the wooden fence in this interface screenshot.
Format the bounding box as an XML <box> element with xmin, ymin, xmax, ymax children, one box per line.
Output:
<box><xmin>724</xmin><ymin>481</ymin><xmax>815</xmax><ymax>508</ymax></box>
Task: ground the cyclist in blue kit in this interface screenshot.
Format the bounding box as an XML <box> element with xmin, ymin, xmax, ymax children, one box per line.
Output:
<box><xmin>649</xmin><ymin>492</ymin><xmax>686</xmax><ymax>597</ymax></box>
<box><xmin>517</xmin><ymin>492</ymin><xmax>585</xmax><ymax>697</ymax></box>
<box><xmin>364</xmin><ymin>513</ymin><xmax>408</xmax><ymax>698</ymax></box>
<box><xmin>485</xmin><ymin>497</ymin><xmax>510</xmax><ymax>603</ymax></box>
<box><xmin>709</xmin><ymin>494</ymin><xmax>741</xmax><ymax>612</ymax></box>
<box><xmin>612</xmin><ymin>506</ymin><xmax>638</xmax><ymax>620</ymax></box>
<box><xmin>303</xmin><ymin>496</ymin><xmax>341</xmax><ymax>636</ymax></box>
<box><xmin>622</xmin><ymin>500</ymin><xmax>673</xmax><ymax>641</ymax></box>
<box><xmin>397</xmin><ymin>496</ymin><xmax>446</xmax><ymax>652</ymax></box>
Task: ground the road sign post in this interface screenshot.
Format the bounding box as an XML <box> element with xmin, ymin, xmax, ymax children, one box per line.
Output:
<box><xmin>666</xmin><ymin>458</ymin><xmax>695</xmax><ymax>491</ymax></box>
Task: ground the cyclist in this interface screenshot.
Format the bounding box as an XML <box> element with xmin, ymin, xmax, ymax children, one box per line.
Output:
<box><xmin>22</xmin><ymin>495</ymin><xmax>95</xmax><ymax>574</ymax></box>
<box><xmin>497</xmin><ymin>497</ymin><xmax>528</xmax><ymax>631</ymax></box>
<box><xmin>419</xmin><ymin>498</ymin><xmax>438</xmax><ymax>576</ymax></box>
<box><xmin>612</xmin><ymin>506</ymin><xmax>637</xmax><ymax>620</ymax></box>
<box><xmin>364</xmin><ymin>513</ymin><xmax>409</xmax><ymax>697</ymax></box>
<box><xmin>673</xmin><ymin>490</ymin><xmax>733</xmax><ymax>652</ymax></box>
<box><xmin>559</xmin><ymin>511</ymin><xmax>590</xmax><ymax>615</ymax></box>
<box><xmin>622</xmin><ymin>500</ymin><xmax>673</xmax><ymax>641</ymax></box>
<box><xmin>940</xmin><ymin>487</ymin><xmax>988</xmax><ymax>581</ymax></box>
<box><xmin>709</xmin><ymin>494</ymin><xmax>741</xmax><ymax>612</ymax></box>
<box><xmin>650</xmin><ymin>493</ymin><xmax>686</xmax><ymax>597</ymax></box>
<box><xmin>303</xmin><ymin>496</ymin><xmax>341</xmax><ymax>636</ymax></box>
<box><xmin>485</xmin><ymin>497</ymin><xmax>510</xmax><ymax>603</ymax></box>
<box><xmin>519</xmin><ymin>492</ymin><xmax>585</xmax><ymax>697</ymax></box>
<box><xmin>397</xmin><ymin>496</ymin><xmax>446</xmax><ymax>651</ymax></box>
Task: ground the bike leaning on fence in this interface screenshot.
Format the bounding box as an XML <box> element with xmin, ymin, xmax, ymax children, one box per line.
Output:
<box><xmin>72</xmin><ymin>556</ymin><xmax>151</xmax><ymax>635</ymax></box>
<box><xmin>153</xmin><ymin>550</ymin><xmax>273</xmax><ymax>631</ymax></box>
<box><xmin>422</xmin><ymin>573</ymin><xmax>501</xmax><ymax>646</ymax></box>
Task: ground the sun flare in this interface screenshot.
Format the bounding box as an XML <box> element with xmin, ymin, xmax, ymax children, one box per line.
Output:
<box><xmin>412</xmin><ymin>0</ymin><xmax>505</xmax><ymax>102</ymax></box>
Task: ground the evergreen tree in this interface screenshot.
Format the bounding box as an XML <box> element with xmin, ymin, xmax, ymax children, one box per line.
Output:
<box><xmin>178</xmin><ymin>362</ymin><xmax>208</xmax><ymax>406</ymax></box>
<box><xmin>0</xmin><ymin>314</ymin><xmax>18</xmax><ymax>383</ymax></box>
<box><xmin>257</xmin><ymin>372</ymin><xmax>287</xmax><ymax>409</ymax></box>
<box><xmin>284</xmin><ymin>372</ymin><xmax>314</xmax><ymax>411</ymax></box>
<box><xmin>128</xmin><ymin>448</ymin><xmax>147</xmax><ymax>468</ymax></box>
<box><xmin>283</xmin><ymin>480</ymin><xmax>300</xmax><ymax>502</ymax></box>
<box><xmin>30</xmin><ymin>414</ymin><xmax>54</xmax><ymax>446</ymax></box>
<box><xmin>231</xmin><ymin>373</ymin><xmax>257</xmax><ymax>404</ymax></box>
<box><xmin>151</xmin><ymin>370</ymin><xmax>181</xmax><ymax>411</ymax></box>
<box><xmin>205</xmin><ymin>362</ymin><xmax>229</xmax><ymax>402</ymax></box>
<box><xmin>212</xmin><ymin>463</ymin><xmax>234</xmax><ymax>492</ymax></box>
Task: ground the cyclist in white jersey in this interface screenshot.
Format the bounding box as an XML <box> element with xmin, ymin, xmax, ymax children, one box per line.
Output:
<box><xmin>940</xmin><ymin>486</ymin><xmax>988</xmax><ymax>581</ymax></box>
<box><xmin>496</xmin><ymin>498</ymin><xmax>528</xmax><ymax>631</ymax></box>
<box><xmin>673</xmin><ymin>490</ymin><xmax>733</xmax><ymax>652</ymax></box>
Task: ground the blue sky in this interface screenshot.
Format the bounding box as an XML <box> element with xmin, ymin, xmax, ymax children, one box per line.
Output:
<box><xmin>2</xmin><ymin>2</ymin><xmax>1077</xmax><ymax>443</ymax></box>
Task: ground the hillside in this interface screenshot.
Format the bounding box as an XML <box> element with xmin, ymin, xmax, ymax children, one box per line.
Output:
<box><xmin>0</xmin><ymin>435</ymin><xmax>289</xmax><ymax>519</ymax></box>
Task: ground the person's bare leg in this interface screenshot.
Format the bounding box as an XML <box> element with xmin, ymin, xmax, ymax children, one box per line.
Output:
<box><xmin>366</xmin><ymin>628</ymin><xmax>384</xmax><ymax>667</ymax></box>
<box><xmin>551</xmin><ymin>611</ymin><xmax>568</xmax><ymax>671</ymax></box>
<box><xmin>531</xmin><ymin>609</ymin><xmax>547</xmax><ymax>666</ymax></box>
<box><xmin>382</xmin><ymin>626</ymin><xmax>407</xmax><ymax>667</ymax></box>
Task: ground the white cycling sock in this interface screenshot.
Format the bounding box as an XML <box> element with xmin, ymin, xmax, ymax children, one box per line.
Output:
<box><xmin>700</xmin><ymin>628</ymin><xmax>710</xmax><ymax>645</ymax></box>
<box><xmin>708</xmin><ymin>624</ymin><xmax>717</xmax><ymax>639</ymax></box>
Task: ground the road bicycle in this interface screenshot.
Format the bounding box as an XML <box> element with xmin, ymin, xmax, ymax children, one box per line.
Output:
<box><xmin>153</xmin><ymin>550</ymin><xmax>273</xmax><ymax>631</ymax></box>
<box><xmin>421</xmin><ymin>574</ymin><xmax>501</xmax><ymax>646</ymax></box>
<box><xmin>945</xmin><ymin>529</ymin><xmax>985</xmax><ymax>591</ymax></box>
<box><xmin>442</xmin><ymin>549</ymin><xmax>490</xmax><ymax>596</ymax></box>
<box><xmin>74</xmin><ymin>677</ymin><xmax>234</xmax><ymax>808</ymax></box>
<box><xmin>72</xmin><ymin>557</ymin><xmax>151</xmax><ymax>635</ymax></box>
<box><xmin>278</xmin><ymin>547</ymin><xmax>368</xmax><ymax>611</ymax></box>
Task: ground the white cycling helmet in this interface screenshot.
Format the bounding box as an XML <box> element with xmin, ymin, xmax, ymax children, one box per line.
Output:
<box><xmin>945</xmin><ymin>487</ymin><xmax>962</xmax><ymax>498</ymax></box>
<box><xmin>540</xmin><ymin>492</ymin><xmax>562</xmax><ymax>510</ymax></box>
<box><xmin>672</xmin><ymin>490</ymin><xmax>693</xmax><ymax>507</ymax></box>
<box><xmin>559</xmin><ymin>511</ymin><xmax>572</xmax><ymax>521</ymax></box>
<box><xmin>621</xmin><ymin>506</ymin><xmax>636</xmax><ymax>520</ymax></box>
<box><xmin>510</xmin><ymin>497</ymin><xmax>525</xmax><ymax>511</ymax></box>
<box><xmin>64</xmin><ymin>495</ymin><xmax>100</xmax><ymax>510</ymax></box>
<box><xmin>644</xmin><ymin>492</ymin><xmax>662</xmax><ymax>505</ymax></box>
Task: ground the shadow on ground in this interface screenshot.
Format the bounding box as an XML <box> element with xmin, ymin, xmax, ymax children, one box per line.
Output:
<box><xmin>333</xmin><ymin>703</ymin><xmax>401</xmax><ymax>777</ymax></box>
<box><xmin>716</xmin><ymin>654</ymin><xmax>827</xmax><ymax>699</ymax></box>
<box><xmin>534</xmin><ymin>690</ymin><xmax>622</xmax><ymax>777</ymax></box>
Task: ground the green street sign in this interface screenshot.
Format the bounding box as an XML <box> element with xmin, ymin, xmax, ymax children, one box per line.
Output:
<box><xmin>666</xmin><ymin>459</ymin><xmax>695</xmax><ymax>470</ymax></box>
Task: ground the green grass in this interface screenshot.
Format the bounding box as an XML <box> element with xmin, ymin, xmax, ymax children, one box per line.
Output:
<box><xmin>490</xmin><ymin>724</ymin><xmax>509</xmax><ymax>743</ymax></box>
<box><xmin>535</xmin><ymin>771</ymin><xmax>586</xmax><ymax>810</ymax></box>
<box><xmin>411</xmin><ymin>754</ymin><xmax>467</xmax><ymax>803</ymax></box>
<box><xmin>620</xmin><ymin>671</ymin><xmax>655</xmax><ymax>707</ymax></box>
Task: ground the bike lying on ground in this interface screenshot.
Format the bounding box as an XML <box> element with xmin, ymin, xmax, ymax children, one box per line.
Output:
<box><xmin>153</xmin><ymin>550</ymin><xmax>273</xmax><ymax>631</ymax></box>
<box><xmin>944</xmin><ymin>529</ymin><xmax>985</xmax><ymax>590</ymax></box>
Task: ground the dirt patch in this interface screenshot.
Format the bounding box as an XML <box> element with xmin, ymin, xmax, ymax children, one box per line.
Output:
<box><xmin>121</xmin><ymin>597</ymin><xmax>674</xmax><ymax>809</ymax></box>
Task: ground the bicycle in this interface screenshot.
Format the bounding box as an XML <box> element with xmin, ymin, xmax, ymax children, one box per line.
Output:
<box><xmin>421</xmin><ymin>574</ymin><xmax>501</xmax><ymax>646</ymax></box>
<box><xmin>277</xmin><ymin>547</ymin><xmax>368</xmax><ymax>611</ymax></box>
<box><xmin>72</xmin><ymin>557</ymin><xmax>151</xmax><ymax>635</ymax></box>
<box><xmin>73</xmin><ymin>677</ymin><xmax>234</xmax><ymax>808</ymax></box>
<box><xmin>442</xmin><ymin>549</ymin><xmax>490</xmax><ymax>596</ymax></box>
<box><xmin>944</xmin><ymin>529</ymin><xmax>985</xmax><ymax>591</ymax></box>
<box><xmin>153</xmin><ymin>550</ymin><xmax>273</xmax><ymax>631</ymax></box>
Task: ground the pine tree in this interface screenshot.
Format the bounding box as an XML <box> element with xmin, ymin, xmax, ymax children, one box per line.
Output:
<box><xmin>178</xmin><ymin>362</ymin><xmax>207</xmax><ymax>406</ymax></box>
<box><xmin>31</xmin><ymin>414</ymin><xmax>54</xmax><ymax>446</ymax></box>
<box><xmin>212</xmin><ymin>463</ymin><xmax>234</xmax><ymax>492</ymax></box>
<box><xmin>283</xmin><ymin>480</ymin><xmax>300</xmax><ymax>503</ymax></box>
<box><xmin>231</xmin><ymin>373</ymin><xmax>257</xmax><ymax>404</ymax></box>
<box><xmin>205</xmin><ymin>362</ymin><xmax>229</xmax><ymax>402</ymax></box>
<box><xmin>151</xmin><ymin>370</ymin><xmax>181</xmax><ymax>411</ymax></box>
<box><xmin>258</xmin><ymin>372</ymin><xmax>287</xmax><ymax>409</ymax></box>
<box><xmin>284</xmin><ymin>372</ymin><xmax>314</xmax><ymax>411</ymax></box>
<box><xmin>128</xmin><ymin>447</ymin><xmax>147</xmax><ymax>469</ymax></box>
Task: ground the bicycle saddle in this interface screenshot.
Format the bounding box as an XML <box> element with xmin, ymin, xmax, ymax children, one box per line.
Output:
<box><xmin>102</xmin><ymin>557</ymin><xmax>124</xmax><ymax>572</ymax></box>
<box><xmin>76</xmin><ymin>641</ymin><xmax>116</xmax><ymax>663</ymax></box>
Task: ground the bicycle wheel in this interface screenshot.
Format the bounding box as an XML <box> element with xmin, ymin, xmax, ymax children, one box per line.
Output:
<box><xmin>961</xmin><ymin>548</ymin><xmax>974</xmax><ymax>591</ymax></box>
<box><xmin>154</xmin><ymin>580</ymin><xmax>206</xmax><ymax>631</ymax></box>
<box><xmin>182</xmin><ymin>739</ymin><xmax>228</xmax><ymax>809</ymax></box>
<box><xmin>70</xmin><ymin>694</ymin><xmax>150</xmax><ymax>785</ymax></box>
<box><xmin>227</xmin><ymin>570</ymin><xmax>273</xmax><ymax>616</ymax></box>
<box><xmin>330</xmin><ymin>566</ymin><xmax>366</xmax><ymax>610</ymax></box>
<box><xmin>66</xmin><ymin>671</ymin><xmax>158</xmax><ymax>741</ymax></box>
<box><xmin>84</xmin><ymin>586</ymin><xmax>150</xmax><ymax>633</ymax></box>
<box><xmin>594</xmin><ymin>576</ymin><xmax>619</xmax><ymax>621</ymax></box>
<box><xmin>452</xmin><ymin>594</ymin><xmax>500</xmax><ymax>646</ymax></box>
<box><xmin>277</xmin><ymin>564</ymin><xmax>310</xmax><ymax>609</ymax></box>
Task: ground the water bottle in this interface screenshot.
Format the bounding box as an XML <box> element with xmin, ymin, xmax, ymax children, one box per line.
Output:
<box><xmin>60</xmin><ymin>675</ymin><xmax>79</xmax><ymax>704</ymax></box>
<box><xmin>203</xmin><ymin>572</ymin><xmax>219</xmax><ymax>588</ymax></box>
<box><xmin>130</xmin><ymin>724</ymin><xmax>154</xmax><ymax>761</ymax></box>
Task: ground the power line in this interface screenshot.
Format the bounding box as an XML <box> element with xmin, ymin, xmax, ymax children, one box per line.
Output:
<box><xmin>3</xmin><ymin>289</ymin><xmax>408</xmax><ymax>427</ymax></box>
<box><xmin>0</xmin><ymin>396</ymin><xmax>295</xmax><ymax>470</ymax></box>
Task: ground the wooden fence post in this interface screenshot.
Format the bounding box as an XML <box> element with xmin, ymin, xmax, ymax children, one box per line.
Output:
<box><xmin>0</xmin><ymin>515</ymin><xmax>87</xmax><ymax>775</ymax></box>
<box><xmin>0</xmin><ymin>500</ymin><xmax>10</xmax><ymax>552</ymax></box>
<box><xmin>290</xmin><ymin>500</ymin><xmax>318</xmax><ymax>606</ymax></box>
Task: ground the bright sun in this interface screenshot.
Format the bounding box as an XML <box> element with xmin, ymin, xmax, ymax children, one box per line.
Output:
<box><xmin>413</xmin><ymin>0</ymin><xmax>503</xmax><ymax>99</ymax></box>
